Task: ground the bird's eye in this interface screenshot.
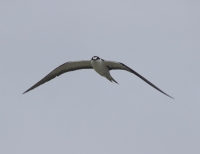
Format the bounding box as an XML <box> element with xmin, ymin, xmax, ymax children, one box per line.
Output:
<box><xmin>91</xmin><ymin>56</ymin><xmax>100</xmax><ymax>60</ymax></box>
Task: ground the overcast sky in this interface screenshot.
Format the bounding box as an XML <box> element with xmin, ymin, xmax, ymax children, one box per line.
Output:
<box><xmin>1</xmin><ymin>1</ymin><xmax>200</xmax><ymax>154</ymax></box>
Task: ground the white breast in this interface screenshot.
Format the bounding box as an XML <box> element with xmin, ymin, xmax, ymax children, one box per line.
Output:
<box><xmin>91</xmin><ymin>60</ymin><xmax>109</xmax><ymax>76</ymax></box>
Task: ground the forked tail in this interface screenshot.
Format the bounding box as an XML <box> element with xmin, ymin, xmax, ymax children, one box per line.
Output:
<box><xmin>106</xmin><ymin>75</ymin><xmax>119</xmax><ymax>84</ymax></box>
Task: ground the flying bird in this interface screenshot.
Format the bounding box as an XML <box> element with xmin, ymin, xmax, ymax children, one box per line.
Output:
<box><xmin>23</xmin><ymin>56</ymin><xmax>173</xmax><ymax>98</ymax></box>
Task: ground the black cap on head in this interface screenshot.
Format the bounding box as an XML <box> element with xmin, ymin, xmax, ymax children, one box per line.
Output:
<box><xmin>91</xmin><ymin>56</ymin><xmax>100</xmax><ymax>61</ymax></box>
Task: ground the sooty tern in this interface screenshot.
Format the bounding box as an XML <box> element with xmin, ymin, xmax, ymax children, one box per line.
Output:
<box><xmin>23</xmin><ymin>56</ymin><xmax>173</xmax><ymax>99</ymax></box>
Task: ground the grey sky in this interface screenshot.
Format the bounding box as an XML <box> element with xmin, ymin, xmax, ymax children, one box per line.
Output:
<box><xmin>1</xmin><ymin>1</ymin><xmax>200</xmax><ymax>154</ymax></box>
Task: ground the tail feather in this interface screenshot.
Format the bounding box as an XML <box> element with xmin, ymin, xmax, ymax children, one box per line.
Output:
<box><xmin>107</xmin><ymin>78</ymin><xmax>113</xmax><ymax>83</ymax></box>
<box><xmin>111</xmin><ymin>77</ymin><xmax>118</xmax><ymax>84</ymax></box>
<box><xmin>106</xmin><ymin>75</ymin><xmax>118</xmax><ymax>84</ymax></box>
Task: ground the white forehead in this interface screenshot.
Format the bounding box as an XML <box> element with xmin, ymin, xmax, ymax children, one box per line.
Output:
<box><xmin>93</xmin><ymin>56</ymin><xmax>99</xmax><ymax>59</ymax></box>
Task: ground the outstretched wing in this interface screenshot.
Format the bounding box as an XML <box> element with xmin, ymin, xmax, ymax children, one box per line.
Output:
<box><xmin>105</xmin><ymin>61</ymin><xmax>173</xmax><ymax>99</ymax></box>
<box><xmin>23</xmin><ymin>60</ymin><xmax>92</xmax><ymax>94</ymax></box>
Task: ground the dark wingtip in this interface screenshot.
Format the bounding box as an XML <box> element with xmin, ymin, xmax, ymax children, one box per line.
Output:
<box><xmin>168</xmin><ymin>95</ymin><xmax>174</xmax><ymax>99</ymax></box>
<box><xmin>22</xmin><ymin>89</ymin><xmax>30</xmax><ymax>94</ymax></box>
<box><xmin>118</xmin><ymin>62</ymin><xmax>174</xmax><ymax>99</ymax></box>
<box><xmin>162</xmin><ymin>92</ymin><xmax>174</xmax><ymax>99</ymax></box>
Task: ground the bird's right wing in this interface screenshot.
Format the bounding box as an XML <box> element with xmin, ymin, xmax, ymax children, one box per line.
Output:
<box><xmin>105</xmin><ymin>60</ymin><xmax>174</xmax><ymax>99</ymax></box>
<box><xmin>23</xmin><ymin>60</ymin><xmax>92</xmax><ymax>94</ymax></box>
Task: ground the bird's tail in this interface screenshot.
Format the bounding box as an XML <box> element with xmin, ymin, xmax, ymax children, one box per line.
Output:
<box><xmin>106</xmin><ymin>75</ymin><xmax>119</xmax><ymax>84</ymax></box>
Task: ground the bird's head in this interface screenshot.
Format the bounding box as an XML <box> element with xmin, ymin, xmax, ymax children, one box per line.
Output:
<box><xmin>91</xmin><ymin>56</ymin><xmax>101</xmax><ymax>61</ymax></box>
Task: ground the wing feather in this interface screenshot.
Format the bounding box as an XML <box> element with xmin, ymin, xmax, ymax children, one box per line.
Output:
<box><xmin>23</xmin><ymin>60</ymin><xmax>92</xmax><ymax>94</ymax></box>
<box><xmin>105</xmin><ymin>61</ymin><xmax>173</xmax><ymax>99</ymax></box>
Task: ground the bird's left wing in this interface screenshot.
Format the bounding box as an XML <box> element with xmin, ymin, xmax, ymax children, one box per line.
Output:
<box><xmin>104</xmin><ymin>61</ymin><xmax>174</xmax><ymax>99</ymax></box>
<box><xmin>23</xmin><ymin>60</ymin><xmax>92</xmax><ymax>94</ymax></box>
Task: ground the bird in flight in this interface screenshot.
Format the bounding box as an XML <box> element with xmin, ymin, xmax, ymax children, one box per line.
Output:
<box><xmin>23</xmin><ymin>56</ymin><xmax>173</xmax><ymax>99</ymax></box>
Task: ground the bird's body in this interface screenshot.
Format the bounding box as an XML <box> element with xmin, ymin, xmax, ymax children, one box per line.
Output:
<box><xmin>23</xmin><ymin>56</ymin><xmax>173</xmax><ymax>99</ymax></box>
<box><xmin>91</xmin><ymin>57</ymin><xmax>117</xmax><ymax>83</ymax></box>
<box><xmin>91</xmin><ymin>58</ymin><xmax>108</xmax><ymax>76</ymax></box>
